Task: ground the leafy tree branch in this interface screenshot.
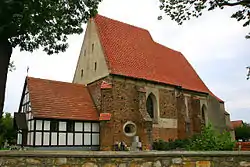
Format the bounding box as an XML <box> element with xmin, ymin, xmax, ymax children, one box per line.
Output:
<box><xmin>159</xmin><ymin>0</ymin><xmax>250</xmax><ymax>38</ymax></box>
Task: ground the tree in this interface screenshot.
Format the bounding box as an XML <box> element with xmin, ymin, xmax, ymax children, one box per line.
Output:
<box><xmin>0</xmin><ymin>113</ymin><xmax>16</xmax><ymax>147</ymax></box>
<box><xmin>0</xmin><ymin>0</ymin><xmax>102</xmax><ymax>118</ymax></box>
<box><xmin>158</xmin><ymin>0</ymin><xmax>250</xmax><ymax>38</ymax></box>
<box><xmin>235</xmin><ymin>122</ymin><xmax>250</xmax><ymax>141</ymax></box>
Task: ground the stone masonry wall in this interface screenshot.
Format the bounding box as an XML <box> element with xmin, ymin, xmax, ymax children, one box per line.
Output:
<box><xmin>1</xmin><ymin>151</ymin><xmax>250</xmax><ymax>167</ymax></box>
<box><xmin>88</xmin><ymin>76</ymin><xmax>207</xmax><ymax>150</ymax></box>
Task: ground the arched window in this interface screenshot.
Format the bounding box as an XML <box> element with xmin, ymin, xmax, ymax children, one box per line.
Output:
<box><xmin>201</xmin><ymin>105</ymin><xmax>206</xmax><ymax>124</ymax></box>
<box><xmin>146</xmin><ymin>93</ymin><xmax>156</xmax><ymax>118</ymax></box>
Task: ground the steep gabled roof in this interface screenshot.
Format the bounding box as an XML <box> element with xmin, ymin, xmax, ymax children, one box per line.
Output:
<box><xmin>93</xmin><ymin>14</ymin><xmax>223</xmax><ymax>102</ymax></box>
<box><xmin>26</xmin><ymin>77</ymin><xmax>99</xmax><ymax>121</ymax></box>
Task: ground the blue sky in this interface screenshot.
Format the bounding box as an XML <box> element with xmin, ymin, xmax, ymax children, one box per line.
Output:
<box><xmin>4</xmin><ymin>0</ymin><xmax>250</xmax><ymax>122</ymax></box>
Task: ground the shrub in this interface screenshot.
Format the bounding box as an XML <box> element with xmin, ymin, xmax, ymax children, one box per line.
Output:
<box><xmin>153</xmin><ymin>123</ymin><xmax>235</xmax><ymax>151</ymax></box>
<box><xmin>186</xmin><ymin>123</ymin><xmax>235</xmax><ymax>151</ymax></box>
<box><xmin>152</xmin><ymin>138</ymin><xmax>191</xmax><ymax>151</ymax></box>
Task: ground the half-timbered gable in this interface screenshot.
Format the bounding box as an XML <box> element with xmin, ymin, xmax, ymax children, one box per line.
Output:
<box><xmin>14</xmin><ymin>77</ymin><xmax>100</xmax><ymax>150</ymax></box>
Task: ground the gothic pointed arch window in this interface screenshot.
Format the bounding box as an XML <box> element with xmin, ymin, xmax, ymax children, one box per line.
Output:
<box><xmin>146</xmin><ymin>93</ymin><xmax>157</xmax><ymax>119</ymax></box>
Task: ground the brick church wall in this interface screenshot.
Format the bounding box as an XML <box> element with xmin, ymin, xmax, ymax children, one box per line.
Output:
<box><xmin>88</xmin><ymin>75</ymin><xmax>205</xmax><ymax>150</ymax></box>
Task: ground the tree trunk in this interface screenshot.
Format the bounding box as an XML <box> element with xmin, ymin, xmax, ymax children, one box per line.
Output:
<box><xmin>0</xmin><ymin>39</ymin><xmax>12</xmax><ymax>118</ymax></box>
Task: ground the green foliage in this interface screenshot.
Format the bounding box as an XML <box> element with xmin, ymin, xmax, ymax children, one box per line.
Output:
<box><xmin>153</xmin><ymin>138</ymin><xmax>190</xmax><ymax>151</ymax></box>
<box><xmin>153</xmin><ymin>123</ymin><xmax>235</xmax><ymax>151</ymax></box>
<box><xmin>186</xmin><ymin>124</ymin><xmax>235</xmax><ymax>151</ymax></box>
<box><xmin>0</xmin><ymin>113</ymin><xmax>16</xmax><ymax>148</ymax></box>
<box><xmin>159</xmin><ymin>0</ymin><xmax>250</xmax><ymax>38</ymax></box>
<box><xmin>235</xmin><ymin>122</ymin><xmax>250</xmax><ymax>141</ymax></box>
<box><xmin>0</xmin><ymin>0</ymin><xmax>102</xmax><ymax>54</ymax></box>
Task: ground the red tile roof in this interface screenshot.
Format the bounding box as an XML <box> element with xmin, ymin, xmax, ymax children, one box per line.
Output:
<box><xmin>94</xmin><ymin>15</ymin><xmax>223</xmax><ymax>102</ymax></box>
<box><xmin>231</xmin><ymin>120</ymin><xmax>243</xmax><ymax>129</ymax></box>
<box><xmin>100</xmin><ymin>81</ymin><xmax>112</xmax><ymax>89</ymax></box>
<box><xmin>99</xmin><ymin>113</ymin><xmax>111</xmax><ymax>121</ymax></box>
<box><xmin>26</xmin><ymin>77</ymin><xmax>99</xmax><ymax>121</ymax></box>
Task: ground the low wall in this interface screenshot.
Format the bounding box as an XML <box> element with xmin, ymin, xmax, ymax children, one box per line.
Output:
<box><xmin>0</xmin><ymin>151</ymin><xmax>250</xmax><ymax>167</ymax></box>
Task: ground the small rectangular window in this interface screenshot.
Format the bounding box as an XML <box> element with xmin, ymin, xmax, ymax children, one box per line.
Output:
<box><xmin>81</xmin><ymin>69</ymin><xmax>83</xmax><ymax>78</ymax></box>
<box><xmin>50</xmin><ymin>120</ymin><xmax>58</xmax><ymax>132</ymax></box>
<box><xmin>94</xmin><ymin>62</ymin><xmax>97</xmax><ymax>71</ymax></box>
<box><xmin>92</xmin><ymin>44</ymin><xmax>94</xmax><ymax>52</ymax></box>
<box><xmin>84</xmin><ymin>49</ymin><xmax>86</xmax><ymax>56</ymax></box>
<box><xmin>67</xmin><ymin>121</ymin><xmax>74</xmax><ymax>132</ymax></box>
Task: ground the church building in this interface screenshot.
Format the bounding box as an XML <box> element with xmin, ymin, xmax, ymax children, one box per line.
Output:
<box><xmin>14</xmin><ymin>14</ymin><xmax>233</xmax><ymax>150</ymax></box>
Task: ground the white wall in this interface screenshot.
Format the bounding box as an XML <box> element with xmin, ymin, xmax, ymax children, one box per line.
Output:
<box><xmin>75</xmin><ymin>133</ymin><xmax>83</xmax><ymax>145</ymax></box>
<box><xmin>75</xmin><ymin>122</ymin><xmax>83</xmax><ymax>131</ymax></box>
<box><xmin>68</xmin><ymin>133</ymin><xmax>73</xmax><ymax>145</ymax></box>
<box><xmin>35</xmin><ymin>132</ymin><xmax>42</xmax><ymax>145</ymax></box>
<box><xmin>59</xmin><ymin>122</ymin><xmax>66</xmax><ymax>131</ymax></box>
<box><xmin>31</xmin><ymin>120</ymin><xmax>100</xmax><ymax>147</ymax></box>
<box><xmin>51</xmin><ymin>132</ymin><xmax>57</xmax><ymax>145</ymax></box>
<box><xmin>84</xmin><ymin>133</ymin><xmax>91</xmax><ymax>145</ymax></box>
<box><xmin>92</xmin><ymin>133</ymin><xmax>99</xmax><ymax>145</ymax></box>
<box><xmin>36</xmin><ymin>120</ymin><xmax>43</xmax><ymax>130</ymax></box>
<box><xmin>44</xmin><ymin>121</ymin><xmax>50</xmax><ymax>130</ymax></box>
<box><xmin>59</xmin><ymin>133</ymin><xmax>66</xmax><ymax>145</ymax></box>
<box><xmin>84</xmin><ymin>123</ymin><xmax>91</xmax><ymax>132</ymax></box>
<box><xmin>43</xmin><ymin>132</ymin><xmax>50</xmax><ymax>145</ymax></box>
<box><xmin>17</xmin><ymin>132</ymin><xmax>22</xmax><ymax>145</ymax></box>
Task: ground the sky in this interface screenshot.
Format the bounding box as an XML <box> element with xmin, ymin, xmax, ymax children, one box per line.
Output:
<box><xmin>4</xmin><ymin>0</ymin><xmax>250</xmax><ymax>122</ymax></box>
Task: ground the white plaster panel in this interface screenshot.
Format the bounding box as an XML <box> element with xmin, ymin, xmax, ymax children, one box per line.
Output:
<box><xmin>59</xmin><ymin>133</ymin><xmax>66</xmax><ymax>145</ymax></box>
<box><xmin>25</xmin><ymin>86</ymin><xmax>28</xmax><ymax>94</ymax></box>
<box><xmin>75</xmin><ymin>122</ymin><xmax>83</xmax><ymax>132</ymax></box>
<box><xmin>28</xmin><ymin>104</ymin><xmax>32</xmax><ymax>112</ymax></box>
<box><xmin>153</xmin><ymin>118</ymin><xmax>178</xmax><ymax>129</ymax></box>
<box><xmin>67</xmin><ymin>133</ymin><xmax>73</xmax><ymax>145</ymax></box>
<box><xmin>59</xmin><ymin>122</ymin><xmax>66</xmax><ymax>131</ymax></box>
<box><xmin>30</xmin><ymin>120</ymin><xmax>34</xmax><ymax>130</ymax></box>
<box><xmin>92</xmin><ymin>123</ymin><xmax>99</xmax><ymax>132</ymax></box>
<box><xmin>30</xmin><ymin>132</ymin><xmax>33</xmax><ymax>145</ymax></box>
<box><xmin>28</xmin><ymin>112</ymin><xmax>31</xmax><ymax>120</ymax></box>
<box><xmin>17</xmin><ymin>133</ymin><xmax>22</xmax><ymax>145</ymax></box>
<box><xmin>84</xmin><ymin>133</ymin><xmax>91</xmax><ymax>145</ymax></box>
<box><xmin>27</xmin><ymin>132</ymin><xmax>30</xmax><ymax>145</ymax></box>
<box><xmin>75</xmin><ymin>133</ymin><xmax>83</xmax><ymax>145</ymax></box>
<box><xmin>22</xmin><ymin>95</ymin><xmax>26</xmax><ymax>105</ymax></box>
<box><xmin>92</xmin><ymin>134</ymin><xmax>99</xmax><ymax>145</ymax></box>
<box><xmin>51</xmin><ymin>132</ymin><xmax>57</xmax><ymax>145</ymax></box>
<box><xmin>26</xmin><ymin>113</ymin><xmax>29</xmax><ymax>121</ymax></box>
<box><xmin>28</xmin><ymin>121</ymin><xmax>31</xmax><ymax>131</ymax></box>
<box><xmin>35</xmin><ymin>132</ymin><xmax>42</xmax><ymax>145</ymax></box>
<box><xmin>44</xmin><ymin>121</ymin><xmax>50</xmax><ymax>130</ymax></box>
<box><xmin>43</xmin><ymin>132</ymin><xmax>50</xmax><ymax>145</ymax></box>
<box><xmin>26</xmin><ymin>93</ymin><xmax>30</xmax><ymax>102</ymax></box>
<box><xmin>84</xmin><ymin>123</ymin><xmax>91</xmax><ymax>132</ymax></box>
<box><xmin>36</xmin><ymin>120</ymin><xmax>43</xmax><ymax>130</ymax></box>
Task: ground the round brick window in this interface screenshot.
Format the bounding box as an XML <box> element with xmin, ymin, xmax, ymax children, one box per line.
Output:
<box><xmin>123</xmin><ymin>121</ymin><xmax>137</xmax><ymax>137</ymax></box>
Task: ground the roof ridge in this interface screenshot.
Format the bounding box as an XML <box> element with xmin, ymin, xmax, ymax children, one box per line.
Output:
<box><xmin>94</xmin><ymin>14</ymin><xmax>151</xmax><ymax>34</ymax></box>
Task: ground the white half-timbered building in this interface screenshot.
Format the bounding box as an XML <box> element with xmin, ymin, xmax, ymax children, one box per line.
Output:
<box><xmin>14</xmin><ymin>77</ymin><xmax>102</xmax><ymax>150</ymax></box>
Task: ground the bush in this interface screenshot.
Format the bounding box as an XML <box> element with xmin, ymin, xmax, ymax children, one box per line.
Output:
<box><xmin>152</xmin><ymin>138</ymin><xmax>191</xmax><ymax>151</ymax></box>
<box><xmin>186</xmin><ymin>123</ymin><xmax>235</xmax><ymax>151</ymax></box>
<box><xmin>153</xmin><ymin>123</ymin><xmax>235</xmax><ymax>151</ymax></box>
